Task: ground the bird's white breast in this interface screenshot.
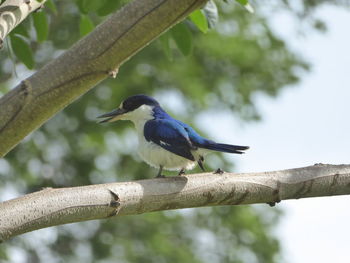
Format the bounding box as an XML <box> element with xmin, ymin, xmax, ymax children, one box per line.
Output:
<box><xmin>127</xmin><ymin>104</ymin><xmax>198</xmax><ymax>171</ymax></box>
<box><xmin>137</xmin><ymin>132</ymin><xmax>196</xmax><ymax>171</ymax></box>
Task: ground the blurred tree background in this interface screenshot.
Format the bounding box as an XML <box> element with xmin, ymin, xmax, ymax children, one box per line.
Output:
<box><xmin>0</xmin><ymin>0</ymin><xmax>348</xmax><ymax>262</ymax></box>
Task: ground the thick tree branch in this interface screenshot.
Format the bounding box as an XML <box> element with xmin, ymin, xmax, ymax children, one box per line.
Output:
<box><xmin>0</xmin><ymin>0</ymin><xmax>207</xmax><ymax>157</ymax></box>
<box><xmin>0</xmin><ymin>164</ymin><xmax>349</xmax><ymax>242</ymax></box>
<box><xmin>0</xmin><ymin>0</ymin><xmax>47</xmax><ymax>48</ymax></box>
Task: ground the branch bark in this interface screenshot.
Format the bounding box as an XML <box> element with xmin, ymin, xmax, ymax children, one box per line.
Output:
<box><xmin>0</xmin><ymin>0</ymin><xmax>47</xmax><ymax>48</ymax></box>
<box><xmin>0</xmin><ymin>0</ymin><xmax>207</xmax><ymax>157</ymax></box>
<box><xmin>0</xmin><ymin>164</ymin><xmax>349</xmax><ymax>242</ymax></box>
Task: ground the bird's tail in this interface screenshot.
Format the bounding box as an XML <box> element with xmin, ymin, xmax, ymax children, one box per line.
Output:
<box><xmin>202</xmin><ymin>141</ymin><xmax>249</xmax><ymax>154</ymax></box>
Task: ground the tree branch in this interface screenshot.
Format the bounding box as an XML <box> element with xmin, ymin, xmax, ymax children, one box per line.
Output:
<box><xmin>1</xmin><ymin>164</ymin><xmax>349</xmax><ymax>242</ymax></box>
<box><xmin>0</xmin><ymin>0</ymin><xmax>47</xmax><ymax>48</ymax></box>
<box><xmin>0</xmin><ymin>0</ymin><xmax>207</xmax><ymax>157</ymax></box>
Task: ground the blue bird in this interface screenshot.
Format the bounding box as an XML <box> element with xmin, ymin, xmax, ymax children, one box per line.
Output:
<box><xmin>98</xmin><ymin>95</ymin><xmax>249</xmax><ymax>177</ymax></box>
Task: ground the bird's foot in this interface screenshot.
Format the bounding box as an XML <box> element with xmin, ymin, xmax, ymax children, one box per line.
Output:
<box><xmin>213</xmin><ymin>168</ymin><xmax>224</xmax><ymax>174</ymax></box>
<box><xmin>267</xmin><ymin>200</ymin><xmax>281</xmax><ymax>207</ymax></box>
<box><xmin>156</xmin><ymin>166</ymin><xmax>165</xmax><ymax>178</ymax></box>
<box><xmin>178</xmin><ymin>169</ymin><xmax>186</xmax><ymax>176</ymax></box>
<box><xmin>198</xmin><ymin>156</ymin><xmax>205</xmax><ymax>172</ymax></box>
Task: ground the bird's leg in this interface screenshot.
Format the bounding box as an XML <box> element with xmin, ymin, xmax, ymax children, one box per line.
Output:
<box><xmin>213</xmin><ymin>168</ymin><xmax>224</xmax><ymax>174</ymax></box>
<box><xmin>267</xmin><ymin>200</ymin><xmax>281</xmax><ymax>207</ymax></box>
<box><xmin>198</xmin><ymin>156</ymin><xmax>205</xmax><ymax>172</ymax></box>
<box><xmin>178</xmin><ymin>168</ymin><xmax>186</xmax><ymax>176</ymax></box>
<box><xmin>156</xmin><ymin>165</ymin><xmax>165</xmax><ymax>178</ymax></box>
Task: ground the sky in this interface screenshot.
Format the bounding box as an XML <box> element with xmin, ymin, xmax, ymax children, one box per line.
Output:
<box><xmin>198</xmin><ymin>6</ymin><xmax>350</xmax><ymax>263</ymax></box>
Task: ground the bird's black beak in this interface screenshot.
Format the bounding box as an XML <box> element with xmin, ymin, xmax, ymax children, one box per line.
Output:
<box><xmin>97</xmin><ymin>108</ymin><xmax>128</xmax><ymax>123</ymax></box>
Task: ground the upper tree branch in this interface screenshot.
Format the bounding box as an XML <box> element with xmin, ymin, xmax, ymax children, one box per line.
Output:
<box><xmin>1</xmin><ymin>164</ymin><xmax>349</xmax><ymax>242</ymax></box>
<box><xmin>0</xmin><ymin>0</ymin><xmax>208</xmax><ymax>157</ymax></box>
<box><xmin>0</xmin><ymin>0</ymin><xmax>47</xmax><ymax>47</ymax></box>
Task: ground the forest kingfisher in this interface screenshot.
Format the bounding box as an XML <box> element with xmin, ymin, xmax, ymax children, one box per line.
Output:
<box><xmin>98</xmin><ymin>94</ymin><xmax>249</xmax><ymax>177</ymax></box>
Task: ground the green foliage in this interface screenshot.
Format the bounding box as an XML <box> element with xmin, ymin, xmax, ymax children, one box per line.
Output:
<box><xmin>9</xmin><ymin>34</ymin><xmax>34</xmax><ymax>69</ymax></box>
<box><xmin>235</xmin><ymin>0</ymin><xmax>254</xmax><ymax>13</ymax></box>
<box><xmin>79</xmin><ymin>14</ymin><xmax>94</xmax><ymax>36</ymax></box>
<box><xmin>190</xmin><ymin>10</ymin><xmax>209</xmax><ymax>33</ymax></box>
<box><xmin>171</xmin><ymin>22</ymin><xmax>193</xmax><ymax>56</ymax></box>
<box><xmin>0</xmin><ymin>0</ymin><xmax>348</xmax><ymax>262</ymax></box>
<box><xmin>10</xmin><ymin>24</ymin><xmax>29</xmax><ymax>38</ymax></box>
<box><xmin>159</xmin><ymin>32</ymin><xmax>173</xmax><ymax>61</ymax></box>
<box><xmin>3</xmin><ymin>0</ymin><xmax>328</xmax><ymax>69</ymax></box>
<box><xmin>33</xmin><ymin>11</ymin><xmax>49</xmax><ymax>42</ymax></box>
<box><xmin>96</xmin><ymin>0</ymin><xmax>126</xmax><ymax>16</ymax></box>
<box><xmin>76</xmin><ymin>0</ymin><xmax>107</xmax><ymax>14</ymax></box>
<box><xmin>5</xmin><ymin>0</ymin><xmax>248</xmax><ymax>68</ymax></box>
<box><xmin>46</xmin><ymin>0</ymin><xmax>57</xmax><ymax>14</ymax></box>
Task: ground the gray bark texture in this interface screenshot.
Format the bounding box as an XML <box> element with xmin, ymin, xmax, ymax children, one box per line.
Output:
<box><xmin>0</xmin><ymin>164</ymin><xmax>349</xmax><ymax>242</ymax></box>
<box><xmin>0</xmin><ymin>0</ymin><xmax>208</xmax><ymax>157</ymax></box>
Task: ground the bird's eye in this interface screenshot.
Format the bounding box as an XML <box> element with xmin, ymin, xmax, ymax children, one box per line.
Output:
<box><xmin>122</xmin><ymin>100</ymin><xmax>138</xmax><ymax>111</ymax></box>
<box><xmin>122</xmin><ymin>101</ymin><xmax>130</xmax><ymax>110</ymax></box>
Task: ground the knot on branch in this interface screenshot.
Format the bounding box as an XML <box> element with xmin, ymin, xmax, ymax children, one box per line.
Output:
<box><xmin>108</xmin><ymin>189</ymin><xmax>120</xmax><ymax>217</ymax></box>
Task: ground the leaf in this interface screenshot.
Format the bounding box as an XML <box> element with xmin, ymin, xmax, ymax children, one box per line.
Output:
<box><xmin>10</xmin><ymin>35</ymin><xmax>34</xmax><ymax>69</ymax></box>
<box><xmin>235</xmin><ymin>0</ymin><xmax>248</xmax><ymax>4</ymax></box>
<box><xmin>11</xmin><ymin>23</ymin><xmax>29</xmax><ymax>38</ymax></box>
<box><xmin>159</xmin><ymin>32</ymin><xmax>172</xmax><ymax>61</ymax></box>
<box><xmin>97</xmin><ymin>0</ymin><xmax>122</xmax><ymax>16</ymax></box>
<box><xmin>189</xmin><ymin>10</ymin><xmax>208</xmax><ymax>33</ymax></box>
<box><xmin>33</xmin><ymin>12</ymin><xmax>48</xmax><ymax>42</ymax></box>
<box><xmin>75</xmin><ymin>0</ymin><xmax>88</xmax><ymax>14</ymax></box>
<box><xmin>46</xmin><ymin>0</ymin><xmax>57</xmax><ymax>14</ymax></box>
<box><xmin>170</xmin><ymin>22</ymin><xmax>193</xmax><ymax>56</ymax></box>
<box><xmin>82</xmin><ymin>0</ymin><xmax>107</xmax><ymax>12</ymax></box>
<box><xmin>76</xmin><ymin>0</ymin><xmax>107</xmax><ymax>14</ymax></box>
<box><xmin>79</xmin><ymin>15</ymin><xmax>94</xmax><ymax>37</ymax></box>
<box><xmin>202</xmin><ymin>0</ymin><xmax>218</xmax><ymax>28</ymax></box>
<box><xmin>235</xmin><ymin>0</ymin><xmax>255</xmax><ymax>13</ymax></box>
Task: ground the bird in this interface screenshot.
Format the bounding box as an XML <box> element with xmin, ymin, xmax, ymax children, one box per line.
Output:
<box><xmin>98</xmin><ymin>94</ymin><xmax>249</xmax><ymax>177</ymax></box>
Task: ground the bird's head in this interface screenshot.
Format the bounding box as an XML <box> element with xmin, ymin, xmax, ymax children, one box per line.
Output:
<box><xmin>98</xmin><ymin>94</ymin><xmax>160</xmax><ymax>123</ymax></box>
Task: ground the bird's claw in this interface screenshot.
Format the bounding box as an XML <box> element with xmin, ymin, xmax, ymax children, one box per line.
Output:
<box><xmin>267</xmin><ymin>200</ymin><xmax>280</xmax><ymax>207</ymax></box>
<box><xmin>213</xmin><ymin>168</ymin><xmax>224</xmax><ymax>174</ymax></box>
<box><xmin>156</xmin><ymin>174</ymin><xmax>166</xmax><ymax>178</ymax></box>
<box><xmin>178</xmin><ymin>169</ymin><xmax>185</xmax><ymax>176</ymax></box>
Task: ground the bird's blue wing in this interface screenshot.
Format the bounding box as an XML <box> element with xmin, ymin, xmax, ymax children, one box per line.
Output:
<box><xmin>174</xmin><ymin>120</ymin><xmax>207</xmax><ymax>146</ymax></box>
<box><xmin>175</xmin><ymin>120</ymin><xmax>249</xmax><ymax>154</ymax></box>
<box><xmin>144</xmin><ymin>119</ymin><xmax>196</xmax><ymax>161</ymax></box>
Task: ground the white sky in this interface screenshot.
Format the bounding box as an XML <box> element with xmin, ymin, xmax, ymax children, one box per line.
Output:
<box><xmin>198</xmin><ymin>6</ymin><xmax>350</xmax><ymax>263</ymax></box>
